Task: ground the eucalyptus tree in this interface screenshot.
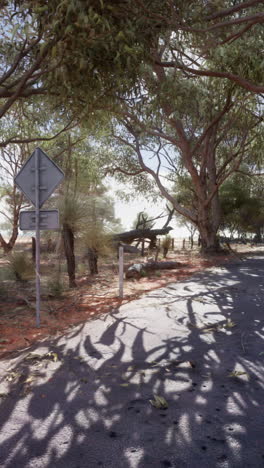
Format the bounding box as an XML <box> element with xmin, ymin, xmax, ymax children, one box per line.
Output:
<box><xmin>220</xmin><ymin>173</ymin><xmax>264</xmax><ymax>240</ymax></box>
<box><xmin>7</xmin><ymin>1</ymin><xmax>263</xmax><ymax>253</ymax></box>
<box><xmin>0</xmin><ymin>2</ymin><xmax>54</xmax><ymax>120</ymax></box>
<box><xmin>0</xmin><ymin>143</ymin><xmax>31</xmax><ymax>253</ymax></box>
<box><xmin>14</xmin><ymin>0</ymin><xmax>264</xmax><ymax>100</ymax></box>
<box><xmin>108</xmin><ymin>79</ymin><xmax>262</xmax><ymax>252</ymax></box>
<box><xmin>149</xmin><ymin>0</ymin><xmax>264</xmax><ymax>94</ymax></box>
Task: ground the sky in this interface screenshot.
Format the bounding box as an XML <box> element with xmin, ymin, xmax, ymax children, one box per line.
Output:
<box><xmin>114</xmin><ymin>196</ymin><xmax>189</xmax><ymax>238</ymax></box>
<box><xmin>108</xmin><ymin>178</ymin><xmax>189</xmax><ymax>238</ymax></box>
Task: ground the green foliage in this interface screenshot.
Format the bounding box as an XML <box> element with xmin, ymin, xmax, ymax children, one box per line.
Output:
<box><xmin>8</xmin><ymin>252</ymin><xmax>34</xmax><ymax>282</ymax></box>
<box><xmin>83</xmin><ymin>227</ymin><xmax>114</xmax><ymax>258</ymax></box>
<box><xmin>47</xmin><ymin>276</ymin><xmax>64</xmax><ymax>298</ymax></box>
<box><xmin>59</xmin><ymin>195</ymin><xmax>87</xmax><ymax>233</ymax></box>
<box><xmin>76</xmin><ymin>190</ymin><xmax>121</xmax><ymax>258</ymax></box>
<box><xmin>154</xmin><ymin>271</ymin><xmax>161</xmax><ymax>278</ymax></box>
<box><xmin>140</xmin><ymin>269</ymin><xmax>147</xmax><ymax>278</ymax></box>
<box><xmin>2</xmin><ymin>0</ymin><xmax>263</xmax><ymax>254</ymax></box>
<box><xmin>174</xmin><ymin>175</ymin><xmax>196</xmax><ymax>211</ymax></box>
<box><xmin>17</xmin><ymin>0</ymin><xmax>170</xmax><ymax>111</ymax></box>
<box><xmin>220</xmin><ymin>174</ymin><xmax>264</xmax><ymax>236</ymax></box>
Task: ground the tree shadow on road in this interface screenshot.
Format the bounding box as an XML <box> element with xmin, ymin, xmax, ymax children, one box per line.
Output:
<box><xmin>0</xmin><ymin>257</ymin><xmax>264</xmax><ymax>468</ymax></box>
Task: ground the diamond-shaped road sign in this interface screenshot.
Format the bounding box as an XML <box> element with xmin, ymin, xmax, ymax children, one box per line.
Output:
<box><xmin>15</xmin><ymin>147</ymin><xmax>64</xmax><ymax>207</ymax></box>
<box><xmin>20</xmin><ymin>210</ymin><xmax>59</xmax><ymax>231</ymax></box>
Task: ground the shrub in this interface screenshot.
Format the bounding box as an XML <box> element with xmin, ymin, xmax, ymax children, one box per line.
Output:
<box><xmin>161</xmin><ymin>235</ymin><xmax>172</xmax><ymax>250</ymax></box>
<box><xmin>47</xmin><ymin>277</ymin><xmax>64</xmax><ymax>298</ymax></box>
<box><xmin>161</xmin><ymin>235</ymin><xmax>172</xmax><ymax>258</ymax></box>
<box><xmin>8</xmin><ymin>252</ymin><xmax>34</xmax><ymax>282</ymax></box>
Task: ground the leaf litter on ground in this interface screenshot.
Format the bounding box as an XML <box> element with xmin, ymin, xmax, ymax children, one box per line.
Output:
<box><xmin>24</xmin><ymin>351</ymin><xmax>59</xmax><ymax>363</ymax></box>
<box><xmin>228</xmin><ymin>370</ymin><xmax>249</xmax><ymax>378</ymax></box>
<box><xmin>149</xmin><ymin>395</ymin><xmax>168</xmax><ymax>409</ymax></box>
<box><xmin>189</xmin><ymin>319</ymin><xmax>236</xmax><ymax>333</ymax></box>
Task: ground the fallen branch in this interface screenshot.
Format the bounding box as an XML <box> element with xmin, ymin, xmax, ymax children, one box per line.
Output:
<box><xmin>126</xmin><ymin>261</ymin><xmax>180</xmax><ymax>279</ymax></box>
<box><xmin>113</xmin><ymin>226</ymin><xmax>173</xmax><ymax>245</ymax></box>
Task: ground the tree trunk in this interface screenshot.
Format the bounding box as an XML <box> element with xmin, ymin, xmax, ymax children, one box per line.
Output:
<box><xmin>0</xmin><ymin>219</ymin><xmax>19</xmax><ymax>254</ymax></box>
<box><xmin>254</xmin><ymin>227</ymin><xmax>262</xmax><ymax>243</ymax></box>
<box><xmin>197</xmin><ymin>204</ymin><xmax>221</xmax><ymax>254</ymax></box>
<box><xmin>62</xmin><ymin>223</ymin><xmax>77</xmax><ymax>288</ymax></box>
<box><xmin>197</xmin><ymin>138</ymin><xmax>222</xmax><ymax>254</ymax></box>
<box><xmin>163</xmin><ymin>247</ymin><xmax>169</xmax><ymax>258</ymax></box>
<box><xmin>87</xmin><ymin>247</ymin><xmax>98</xmax><ymax>275</ymax></box>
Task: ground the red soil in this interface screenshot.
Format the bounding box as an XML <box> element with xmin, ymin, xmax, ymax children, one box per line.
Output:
<box><xmin>0</xmin><ymin>253</ymin><xmax>229</xmax><ymax>358</ymax></box>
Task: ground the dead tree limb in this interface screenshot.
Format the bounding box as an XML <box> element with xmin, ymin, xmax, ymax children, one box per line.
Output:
<box><xmin>126</xmin><ymin>260</ymin><xmax>180</xmax><ymax>279</ymax></box>
<box><xmin>113</xmin><ymin>226</ymin><xmax>173</xmax><ymax>245</ymax></box>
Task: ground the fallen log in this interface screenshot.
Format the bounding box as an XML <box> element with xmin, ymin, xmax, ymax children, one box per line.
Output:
<box><xmin>126</xmin><ymin>261</ymin><xmax>180</xmax><ymax>279</ymax></box>
<box><xmin>113</xmin><ymin>226</ymin><xmax>173</xmax><ymax>245</ymax></box>
<box><xmin>119</xmin><ymin>243</ymin><xmax>141</xmax><ymax>255</ymax></box>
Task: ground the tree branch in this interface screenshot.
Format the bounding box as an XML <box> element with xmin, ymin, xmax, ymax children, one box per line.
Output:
<box><xmin>157</xmin><ymin>61</ymin><xmax>264</xmax><ymax>94</ymax></box>
<box><xmin>206</xmin><ymin>0</ymin><xmax>264</xmax><ymax>21</ymax></box>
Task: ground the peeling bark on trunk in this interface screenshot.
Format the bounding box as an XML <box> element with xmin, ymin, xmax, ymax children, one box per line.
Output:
<box><xmin>196</xmin><ymin>129</ymin><xmax>223</xmax><ymax>254</ymax></box>
<box><xmin>62</xmin><ymin>223</ymin><xmax>76</xmax><ymax>288</ymax></box>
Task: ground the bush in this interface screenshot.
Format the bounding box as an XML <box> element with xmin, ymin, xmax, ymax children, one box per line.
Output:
<box><xmin>47</xmin><ymin>277</ymin><xmax>64</xmax><ymax>298</ymax></box>
<box><xmin>161</xmin><ymin>235</ymin><xmax>172</xmax><ymax>258</ymax></box>
<box><xmin>140</xmin><ymin>269</ymin><xmax>147</xmax><ymax>278</ymax></box>
<box><xmin>161</xmin><ymin>235</ymin><xmax>172</xmax><ymax>250</ymax></box>
<box><xmin>77</xmin><ymin>262</ymin><xmax>87</xmax><ymax>275</ymax></box>
<box><xmin>8</xmin><ymin>252</ymin><xmax>34</xmax><ymax>282</ymax></box>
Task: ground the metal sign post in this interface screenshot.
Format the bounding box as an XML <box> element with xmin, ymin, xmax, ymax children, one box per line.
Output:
<box><xmin>15</xmin><ymin>147</ymin><xmax>64</xmax><ymax>328</ymax></box>
<box><xmin>119</xmin><ymin>245</ymin><xmax>124</xmax><ymax>298</ymax></box>
<box><xmin>35</xmin><ymin>149</ymin><xmax>41</xmax><ymax>327</ymax></box>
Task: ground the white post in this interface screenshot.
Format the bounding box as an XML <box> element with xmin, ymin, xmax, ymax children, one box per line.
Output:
<box><xmin>119</xmin><ymin>245</ymin><xmax>124</xmax><ymax>298</ymax></box>
<box><xmin>35</xmin><ymin>149</ymin><xmax>41</xmax><ymax>327</ymax></box>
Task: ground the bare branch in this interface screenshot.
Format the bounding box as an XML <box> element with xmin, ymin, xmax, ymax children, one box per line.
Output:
<box><xmin>191</xmin><ymin>89</ymin><xmax>233</xmax><ymax>158</ymax></box>
<box><xmin>157</xmin><ymin>61</ymin><xmax>264</xmax><ymax>94</ymax></box>
<box><xmin>235</xmin><ymin>170</ymin><xmax>264</xmax><ymax>176</ymax></box>
<box><xmin>0</xmin><ymin>118</ymin><xmax>78</xmax><ymax>148</ymax></box>
<box><xmin>163</xmin><ymin>205</ymin><xmax>175</xmax><ymax>228</ymax></box>
<box><xmin>206</xmin><ymin>0</ymin><xmax>264</xmax><ymax>21</ymax></box>
<box><xmin>207</xmin><ymin>12</ymin><xmax>264</xmax><ymax>30</ymax></box>
<box><xmin>105</xmin><ymin>167</ymin><xmax>145</xmax><ymax>177</ymax></box>
<box><xmin>0</xmin><ymin>34</ymin><xmax>42</xmax><ymax>87</ymax></box>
